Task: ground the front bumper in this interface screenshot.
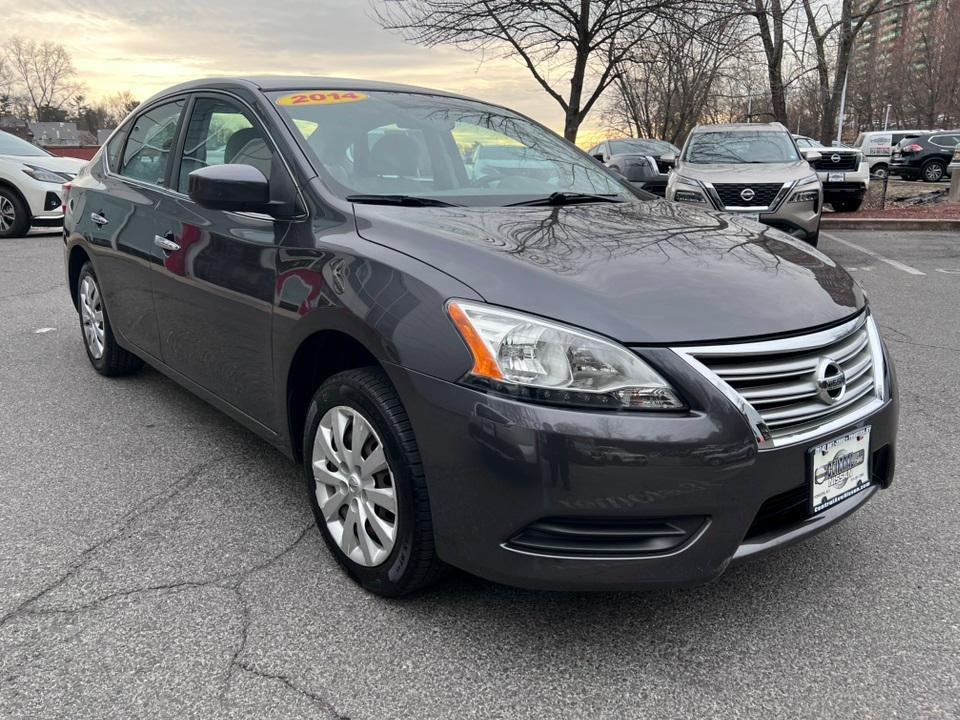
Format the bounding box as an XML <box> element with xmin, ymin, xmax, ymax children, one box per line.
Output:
<box><xmin>385</xmin><ymin>348</ymin><xmax>898</xmax><ymax>591</ymax></box>
<box><xmin>818</xmin><ymin>162</ymin><xmax>869</xmax><ymax>202</ymax></box>
<box><xmin>20</xmin><ymin>178</ymin><xmax>65</xmax><ymax>224</ymax></box>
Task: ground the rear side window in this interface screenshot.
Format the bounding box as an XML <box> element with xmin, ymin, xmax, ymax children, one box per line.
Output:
<box><xmin>930</xmin><ymin>134</ymin><xmax>960</xmax><ymax>148</ymax></box>
<box><xmin>178</xmin><ymin>97</ymin><xmax>274</xmax><ymax>193</ymax></box>
<box><xmin>119</xmin><ymin>100</ymin><xmax>186</xmax><ymax>187</ymax></box>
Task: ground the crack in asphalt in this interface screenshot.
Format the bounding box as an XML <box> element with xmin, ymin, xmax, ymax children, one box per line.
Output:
<box><xmin>235</xmin><ymin>662</ymin><xmax>351</xmax><ymax>719</ymax></box>
<box><xmin>0</xmin><ymin>282</ymin><xmax>64</xmax><ymax>302</ymax></box>
<box><xmin>880</xmin><ymin>323</ymin><xmax>960</xmax><ymax>355</ymax></box>
<box><xmin>0</xmin><ymin>454</ymin><xmax>240</xmax><ymax>628</ymax></box>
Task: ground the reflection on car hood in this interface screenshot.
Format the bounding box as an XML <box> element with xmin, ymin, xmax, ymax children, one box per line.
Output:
<box><xmin>676</xmin><ymin>161</ymin><xmax>814</xmax><ymax>183</ymax></box>
<box><xmin>0</xmin><ymin>153</ymin><xmax>87</xmax><ymax>174</ymax></box>
<box><xmin>354</xmin><ymin>199</ymin><xmax>863</xmax><ymax>344</ymax></box>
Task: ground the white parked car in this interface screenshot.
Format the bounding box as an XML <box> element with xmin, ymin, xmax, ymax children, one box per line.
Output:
<box><xmin>0</xmin><ymin>130</ymin><xmax>86</xmax><ymax>238</ymax></box>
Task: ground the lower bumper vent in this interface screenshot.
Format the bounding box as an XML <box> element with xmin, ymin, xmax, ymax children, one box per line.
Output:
<box><xmin>506</xmin><ymin>516</ymin><xmax>706</xmax><ymax>557</ymax></box>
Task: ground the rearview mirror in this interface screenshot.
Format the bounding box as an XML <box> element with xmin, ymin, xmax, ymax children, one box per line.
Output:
<box><xmin>661</xmin><ymin>153</ymin><xmax>677</xmax><ymax>167</ymax></box>
<box><xmin>188</xmin><ymin>164</ymin><xmax>279</xmax><ymax>215</ymax></box>
<box><xmin>802</xmin><ymin>150</ymin><xmax>822</xmax><ymax>163</ymax></box>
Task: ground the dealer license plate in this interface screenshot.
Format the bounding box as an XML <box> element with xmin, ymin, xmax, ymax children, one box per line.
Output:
<box><xmin>810</xmin><ymin>427</ymin><xmax>872</xmax><ymax>513</ymax></box>
<box><xmin>828</xmin><ymin>172</ymin><xmax>845</xmax><ymax>183</ymax></box>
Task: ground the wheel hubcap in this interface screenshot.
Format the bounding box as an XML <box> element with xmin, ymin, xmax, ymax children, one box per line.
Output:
<box><xmin>312</xmin><ymin>405</ymin><xmax>397</xmax><ymax>567</ymax></box>
<box><xmin>926</xmin><ymin>165</ymin><xmax>942</xmax><ymax>181</ymax></box>
<box><xmin>79</xmin><ymin>276</ymin><xmax>105</xmax><ymax>359</ymax></box>
<box><xmin>0</xmin><ymin>196</ymin><xmax>16</xmax><ymax>232</ymax></box>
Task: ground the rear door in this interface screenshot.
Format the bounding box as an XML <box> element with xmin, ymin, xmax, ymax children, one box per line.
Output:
<box><xmin>84</xmin><ymin>99</ymin><xmax>187</xmax><ymax>359</ymax></box>
<box><xmin>150</xmin><ymin>93</ymin><xmax>284</xmax><ymax>429</ymax></box>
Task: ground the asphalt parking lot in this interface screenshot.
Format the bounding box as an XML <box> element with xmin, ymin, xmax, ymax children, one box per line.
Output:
<box><xmin>1</xmin><ymin>228</ymin><xmax>958</xmax><ymax>719</ymax></box>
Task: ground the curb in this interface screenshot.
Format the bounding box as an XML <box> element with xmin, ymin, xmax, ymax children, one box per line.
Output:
<box><xmin>822</xmin><ymin>217</ymin><xmax>960</xmax><ymax>231</ymax></box>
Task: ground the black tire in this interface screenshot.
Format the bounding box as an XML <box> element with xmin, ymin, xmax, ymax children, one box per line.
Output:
<box><xmin>303</xmin><ymin>367</ymin><xmax>440</xmax><ymax>597</ymax></box>
<box><xmin>921</xmin><ymin>160</ymin><xmax>946</xmax><ymax>183</ymax></box>
<box><xmin>871</xmin><ymin>164</ymin><xmax>888</xmax><ymax>180</ymax></box>
<box><xmin>832</xmin><ymin>199</ymin><xmax>862</xmax><ymax>213</ymax></box>
<box><xmin>0</xmin><ymin>187</ymin><xmax>31</xmax><ymax>239</ymax></box>
<box><xmin>76</xmin><ymin>262</ymin><xmax>144</xmax><ymax>376</ymax></box>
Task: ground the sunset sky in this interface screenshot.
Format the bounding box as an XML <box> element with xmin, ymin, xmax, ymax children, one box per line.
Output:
<box><xmin>0</xmin><ymin>0</ymin><xmax>609</xmax><ymax>145</ymax></box>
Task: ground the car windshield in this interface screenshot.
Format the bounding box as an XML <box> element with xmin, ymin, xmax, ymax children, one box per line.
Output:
<box><xmin>270</xmin><ymin>90</ymin><xmax>632</xmax><ymax>206</ymax></box>
<box><xmin>795</xmin><ymin>137</ymin><xmax>824</xmax><ymax>149</ymax></box>
<box><xmin>609</xmin><ymin>139</ymin><xmax>679</xmax><ymax>155</ymax></box>
<box><xmin>684</xmin><ymin>130</ymin><xmax>800</xmax><ymax>164</ymax></box>
<box><xmin>0</xmin><ymin>132</ymin><xmax>50</xmax><ymax>157</ymax></box>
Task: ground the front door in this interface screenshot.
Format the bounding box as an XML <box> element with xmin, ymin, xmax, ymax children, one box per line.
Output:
<box><xmin>150</xmin><ymin>95</ymin><xmax>282</xmax><ymax>429</ymax></box>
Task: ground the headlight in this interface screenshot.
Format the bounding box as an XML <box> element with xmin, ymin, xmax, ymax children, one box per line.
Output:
<box><xmin>796</xmin><ymin>174</ymin><xmax>820</xmax><ymax>188</ymax></box>
<box><xmin>789</xmin><ymin>189</ymin><xmax>819</xmax><ymax>203</ymax></box>
<box><xmin>23</xmin><ymin>165</ymin><xmax>71</xmax><ymax>183</ymax></box>
<box><xmin>672</xmin><ymin>175</ymin><xmax>707</xmax><ymax>204</ymax></box>
<box><xmin>447</xmin><ymin>300</ymin><xmax>685</xmax><ymax>410</ymax></box>
<box><xmin>624</xmin><ymin>157</ymin><xmax>649</xmax><ymax>168</ymax></box>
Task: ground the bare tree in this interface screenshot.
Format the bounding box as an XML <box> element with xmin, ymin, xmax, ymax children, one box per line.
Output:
<box><xmin>737</xmin><ymin>0</ymin><xmax>800</xmax><ymax>124</ymax></box>
<box><xmin>604</xmin><ymin>15</ymin><xmax>745</xmax><ymax>144</ymax></box>
<box><xmin>94</xmin><ymin>90</ymin><xmax>140</xmax><ymax>127</ymax></box>
<box><xmin>3</xmin><ymin>37</ymin><xmax>83</xmax><ymax>121</ymax></box>
<box><xmin>373</xmin><ymin>0</ymin><xmax>685</xmax><ymax>142</ymax></box>
<box><xmin>801</xmin><ymin>0</ymin><xmax>894</xmax><ymax>143</ymax></box>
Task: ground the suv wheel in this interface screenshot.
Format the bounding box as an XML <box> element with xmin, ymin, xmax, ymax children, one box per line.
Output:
<box><xmin>303</xmin><ymin>368</ymin><xmax>441</xmax><ymax>596</ymax></box>
<box><xmin>871</xmin><ymin>164</ymin><xmax>888</xmax><ymax>180</ymax></box>
<box><xmin>76</xmin><ymin>262</ymin><xmax>144</xmax><ymax>376</ymax></box>
<box><xmin>0</xmin><ymin>188</ymin><xmax>30</xmax><ymax>239</ymax></box>
<box><xmin>922</xmin><ymin>160</ymin><xmax>946</xmax><ymax>183</ymax></box>
<box><xmin>832</xmin><ymin>199</ymin><xmax>862</xmax><ymax>213</ymax></box>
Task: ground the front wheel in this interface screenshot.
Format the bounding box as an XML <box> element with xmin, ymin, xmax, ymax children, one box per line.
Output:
<box><xmin>76</xmin><ymin>262</ymin><xmax>143</xmax><ymax>376</ymax></box>
<box><xmin>832</xmin><ymin>199</ymin><xmax>862</xmax><ymax>213</ymax></box>
<box><xmin>0</xmin><ymin>188</ymin><xmax>30</xmax><ymax>239</ymax></box>
<box><xmin>303</xmin><ymin>368</ymin><xmax>440</xmax><ymax>596</ymax></box>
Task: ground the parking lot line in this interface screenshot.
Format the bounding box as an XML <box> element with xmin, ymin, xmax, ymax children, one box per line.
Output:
<box><xmin>821</xmin><ymin>232</ymin><xmax>926</xmax><ymax>276</ymax></box>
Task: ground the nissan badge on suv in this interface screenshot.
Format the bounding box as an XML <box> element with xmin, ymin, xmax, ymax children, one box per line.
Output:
<box><xmin>63</xmin><ymin>78</ymin><xmax>897</xmax><ymax>596</ymax></box>
<box><xmin>666</xmin><ymin>123</ymin><xmax>823</xmax><ymax>245</ymax></box>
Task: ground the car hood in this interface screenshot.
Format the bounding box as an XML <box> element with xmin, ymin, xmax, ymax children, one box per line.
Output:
<box><xmin>675</xmin><ymin>161</ymin><xmax>815</xmax><ymax>183</ymax></box>
<box><xmin>0</xmin><ymin>153</ymin><xmax>86</xmax><ymax>174</ymax></box>
<box><xmin>353</xmin><ymin>199</ymin><xmax>863</xmax><ymax>344</ymax></box>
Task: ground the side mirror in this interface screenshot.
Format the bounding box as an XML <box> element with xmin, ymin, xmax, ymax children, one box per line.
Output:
<box><xmin>592</xmin><ymin>153</ymin><xmax>605</xmax><ymax>162</ymax></box>
<box><xmin>661</xmin><ymin>153</ymin><xmax>677</xmax><ymax>168</ymax></box>
<box><xmin>188</xmin><ymin>164</ymin><xmax>279</xmax><ymax>215</ymax></box>
<box><xmin>802</xmin><ymin>150</ymin><xmax>822</xmax><ymax>163</ymax></box>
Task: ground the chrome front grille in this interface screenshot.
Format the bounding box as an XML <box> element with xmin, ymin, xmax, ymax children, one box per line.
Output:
<box><xmin>675</xmin><ymin>314</ymin><xmax>886</xmax><ymax>448</ymax></box>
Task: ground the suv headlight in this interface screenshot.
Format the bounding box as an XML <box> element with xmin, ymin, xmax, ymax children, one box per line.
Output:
<box><xmin>447</xmin><ymin>301</ymin><xmax>685</xmax><ymax>410</ymax></box>
<box><xmin>22</xmin><ymin>165</ymin><xmax>72</xmax><ymax>184</ymax></box>
<box><xmin>789</xmin><ymin>174</ymin><xmax>820</xmax><ymax>203</ymax></box>
<box><xmin>672</xmin><ymin>174</ymin><xmax>707</xmax><ymax>204</ymax></box>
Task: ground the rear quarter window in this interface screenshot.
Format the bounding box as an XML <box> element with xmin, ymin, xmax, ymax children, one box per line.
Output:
<box><xmin>104</xmin><ymin>125</ymin><xmax>129</xmax><ymax>172</ymax></box>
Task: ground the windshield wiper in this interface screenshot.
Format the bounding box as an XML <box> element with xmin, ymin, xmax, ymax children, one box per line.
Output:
<box><xmin>346</xmin><ymin>194</ymin><xmax>462</xmax><ymax>207</ymax></box>
<box><xmin>506</xmin><ymin>191</ymin><xmax>626</xmax><ymax>207</ymax></box>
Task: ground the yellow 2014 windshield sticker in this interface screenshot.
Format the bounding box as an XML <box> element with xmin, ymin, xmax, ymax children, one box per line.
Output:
<box><xmin>276</xmin><ymin>91</ymin><xmax>368</xmax><ymax>107</ymax></box>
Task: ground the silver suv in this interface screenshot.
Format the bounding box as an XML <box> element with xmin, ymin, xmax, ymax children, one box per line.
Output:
<box><xmin>665</xmin><ymin>123</ymin><xmax>823</xmax><ymax>245</ymax></box>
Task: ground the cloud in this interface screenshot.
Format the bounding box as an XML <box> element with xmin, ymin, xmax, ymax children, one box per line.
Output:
<box><xmin>0</xmin><ymin>0</ymin><xmax>610</xmax><ymax>136</ymax></box>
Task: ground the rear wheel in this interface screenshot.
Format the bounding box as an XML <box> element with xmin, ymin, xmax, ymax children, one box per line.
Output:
<box><xmin>871</xmin><ymin>164</ymin><xmax>888</xmax><ymax>180</ymax></box>
<box><xmin>76</xmin><ymin>262</ymin><xmax>143</xmax><ymax>376</ymax></box>
<box><xmin>922</xmin><ymin>160</ymin><xmax>946</xmax><ymax>183</ymax></box>
<box><xmin>303</xmin><ymin>367</ymin><xmax>440</xmax><ymax>596</ymax></box>
<box><xmin>0</xmin><ymin>188</ymin><xmax>30</xmax><ymax>239</ymax></box>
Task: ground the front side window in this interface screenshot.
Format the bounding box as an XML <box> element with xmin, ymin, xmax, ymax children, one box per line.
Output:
<box><xmin>178</xmin><ymin>97</ymin><xmax>274</xmax><ymax>193</ymax></box>
<box><xmin>119</xmin><ymin>100</ymin><xmax>185</xmax><ymax>187</ymax></box>
<box><xmin>270</xmin><ymin>90</ymin><xmax>630</xmax><ymax>206</ymax></box>
<box><xmin>684</xmin><ymin>130</ymin><xmax>801</xmax><ymax>164</ymax></box>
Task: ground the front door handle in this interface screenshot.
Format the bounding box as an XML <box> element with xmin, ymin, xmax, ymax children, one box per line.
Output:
<box><xmin>154</xmin><ymin>235</ymin><xmax>181</xmax><ymax>253</ymax></box>
<box><xmin>90</xmin><ymin>212</ymin><xmax>109</xmax><ymax>227</ymax></box>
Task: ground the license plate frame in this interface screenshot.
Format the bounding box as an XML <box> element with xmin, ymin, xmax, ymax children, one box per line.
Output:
<box><xmin>828</xmin><ymin>172</ymin><xmax>845</xmax><ymax>183</ymax></box>
<box><xmin>808</xmin><ymin>427</ymin><xmax>872</xmax><ymax>514</ymax></box>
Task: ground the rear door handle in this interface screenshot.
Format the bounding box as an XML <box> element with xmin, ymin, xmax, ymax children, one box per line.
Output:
<box><xmin>154</xmin><ymin>235</ymin><xmax>181</xmax><ymax>253</ymax></box>
<box><xmin>90</xmin><ymin>212</ymin><xmax>109</xmax><ymax>227</ymax></box>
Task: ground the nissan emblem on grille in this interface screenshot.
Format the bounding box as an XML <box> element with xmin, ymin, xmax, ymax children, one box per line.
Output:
<box><xmin>816</xmin><ymin>357</ymin><xmax>846</xmax><ymax>404</ymax></box>
<box><xmin>831</xmin><ymin>154</ymin><xmax>841</xmax><ymax>163</ymax></box>
<box><xmin>740</xmin><ymin>187</ymin><xmax>755</xmax><ymax>202</ymax></box>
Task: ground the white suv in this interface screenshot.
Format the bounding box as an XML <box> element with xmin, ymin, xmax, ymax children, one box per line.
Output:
<box><xmin>0</xmin><ymin>130</ymin><xmax>86</xmax><ymax>238</ymax></box>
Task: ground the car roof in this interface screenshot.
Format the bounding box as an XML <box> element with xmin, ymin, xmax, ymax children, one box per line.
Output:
<box><xmin>143</xmin><ymin>76</ymin><xmax>475</xmax><ymax>105</ymax></box>
<box><xmin>692</xmin><ymin>122</ymin><xmax>787</xmax><ymax>133</ymax></box>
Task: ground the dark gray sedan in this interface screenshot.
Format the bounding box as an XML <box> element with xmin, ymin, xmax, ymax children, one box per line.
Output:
<box><xmin>63</xmin><ymin>77</ymin><xmax>898</xmax><ymax>596</ymax></box>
